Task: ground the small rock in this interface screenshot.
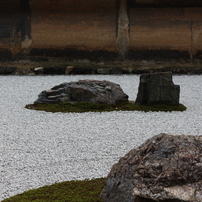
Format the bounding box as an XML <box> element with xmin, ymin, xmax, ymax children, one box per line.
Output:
<box><xmin>13</xmin><ymin>68</ymin><xmax>33</xmax><ymax>75</ymax></box>
<box><xmin>97</xmin><ymin>68</ymin><xmax>110</xmax><ymax>74</ymax></box>
<box><xmin>109</xmin><ymin>68</ymin><xmax>123</xmax><ymax>75</ymax></box>
<box><xmin>65</xmin><ymin>66</ymin><xmax>74</xmax><ymax>74</ymax></box>
<box><xmin>34</xmin><ymin>67</ymin><xmax>44</xmax><ymax>74</ymax></box>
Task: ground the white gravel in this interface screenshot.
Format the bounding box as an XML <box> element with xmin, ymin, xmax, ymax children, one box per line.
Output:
<box><xmin>1</xmin><ymin>75</ymin><xmax>202</xmax><ymax>201</ymax></box>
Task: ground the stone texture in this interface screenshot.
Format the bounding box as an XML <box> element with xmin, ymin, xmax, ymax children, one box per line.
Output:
<box><xmin>69</xmin><ymin>67</ymin><xmax>96</xmax><ymax>75</ymax></box>
<box><xmin>101</xmin><ymin>133</ymin><xmax>202</xmax><ymax>202</ymax></box>
<box><xmin>43</xmin><ymin>66</ymin><xmax>66</xmax><ymax>75</ymax></box>
<box><xmin>34</xmin><ymin>79</ymin><xmax>128</xmax><ymax>105</ymax></box>
<box><xmin>135</xmin><ymin>72</ymin><xmax>180</xmax><ymax>105</ymax></box>
<box><xmin>97</xmin><ymin>68</ymin><xmax>123</xmax><ymax>75</ymax></box>
<box><xmin>0</xmin><ymin>66</ymin><xmax>17</xmax><ymax>74</ymax></box>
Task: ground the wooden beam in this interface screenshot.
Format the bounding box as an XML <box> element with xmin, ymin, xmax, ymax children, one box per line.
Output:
<box><xmin>116</xmin><ymin>0</ymin><xmax>129</xmax><ymax>59</ymax></box>
<box><xmin>21</xmin><ymin>0</ymin><xmax>32</xmax><ymax>53</ymax></box>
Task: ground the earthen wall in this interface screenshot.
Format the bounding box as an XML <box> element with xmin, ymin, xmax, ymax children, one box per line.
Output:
<box><xmin>31</xmin><ymin>0</ymin><xmax>116</xmax><ymax>51</ymax></box>
<box><xmin>0</xmin><ymin>0</ymin><xmax>201</xmax><ymax>61</ymax></box>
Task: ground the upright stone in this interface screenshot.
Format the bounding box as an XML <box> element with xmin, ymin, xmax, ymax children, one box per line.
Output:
<box><xmin>135</xmin><ymin>72</ymin><xmax>180</xmax><ymax>105</ymax></box>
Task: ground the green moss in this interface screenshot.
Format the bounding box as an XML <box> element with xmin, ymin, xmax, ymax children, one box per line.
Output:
<box><xmin>25</xmin><ymin>102</ymin><xmax>187</xmax><ymax>113</ymax></box>
<box><xmin>2</xmin><ymin>178</ymin><xmax>106</xmax><ymax>202</ymax></box>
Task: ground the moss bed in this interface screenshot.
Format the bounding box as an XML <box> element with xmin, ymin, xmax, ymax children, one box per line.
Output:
<box><xmin>2</xmin><ymin>178</ymin><xmax>106</xmax><ymax>202</ymax></box>
<box><xmin>25</xmin><ymin>101</ymin><xmax>187</xmax><ymax>113</ymax></box>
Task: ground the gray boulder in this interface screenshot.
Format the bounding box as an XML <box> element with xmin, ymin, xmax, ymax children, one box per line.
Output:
<box><xmin>101</xmin><ymin>133</ymin><xmax>202</xmax><ymax>202</ymax></box>
<box><xmin>34</xmin><ymin>79</ymin><xmax>128</xmax><ymax>105</ymax></box>
<box><xmin>135</xmin><ymin>72</ymin><xmax>180</xmax><ymax>105</ymax></box>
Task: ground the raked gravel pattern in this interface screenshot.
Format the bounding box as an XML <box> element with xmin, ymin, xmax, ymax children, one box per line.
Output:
<box><xmin>1</xmin><ymin>75</ymin><xmax>202</xmax><ymax>201</ymax></box>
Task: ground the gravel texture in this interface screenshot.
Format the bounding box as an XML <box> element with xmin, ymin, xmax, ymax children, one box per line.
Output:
<box><xmin>1</xmin><ymin>75</ymin><xmax>202</xmax><ymax>201</ymax></box>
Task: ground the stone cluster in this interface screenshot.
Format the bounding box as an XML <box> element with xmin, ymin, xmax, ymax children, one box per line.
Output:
<box><xmin>34</xmin><ymin>79</ymin><xmax>129</xmax><ymax>105</ymax></box>
<box><xmin>1</xmin><ymin>64</ymin><xmax>202</xmax><ymax>75</ymax></box>
<box><xmin>101</xmin><ymin>133</ymin><xmax>202</xmax><ymax>202</ymax></box>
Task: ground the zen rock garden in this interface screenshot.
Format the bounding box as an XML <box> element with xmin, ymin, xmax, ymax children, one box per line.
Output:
<box><xmin>23</xmin><ymin>72</ymin><xmax>201</xmax><ymax>202</ymax></box>
<box><xmin>101</xmin><ymin>133</ymin><xmax>202</xmax><ymax>202</ymax></box>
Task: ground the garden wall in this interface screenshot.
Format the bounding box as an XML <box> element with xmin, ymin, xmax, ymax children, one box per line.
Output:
<box><xmin>0</xmin><ymin>0</ymin><xmax>201</xmax><ymax>61</ymax></box>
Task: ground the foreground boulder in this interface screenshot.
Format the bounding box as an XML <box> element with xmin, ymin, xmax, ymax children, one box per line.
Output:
<box><xmin>135</xmin><ymin>72</ymin><xmax>180</xmax><ymax>105</ymax></box>
<box><xmin>101</xmin><ymin>133</ymin><xmax>202</xmax><ymax>202</ymax></box>
<box><xmin>34</xmin><ymin>79</ymin><xmax>128</xmax><ymax>105</ymax></box>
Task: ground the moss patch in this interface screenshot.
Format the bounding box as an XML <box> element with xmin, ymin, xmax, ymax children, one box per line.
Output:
<box><xmin>25</xmin><ymin>101</ymin><xmax>187</xmax><ymax>113</ymax></box>
<box><xmin>2</xmin><ymin>178</ymin><xmax>106</xmax><ymax>202</ymax></box>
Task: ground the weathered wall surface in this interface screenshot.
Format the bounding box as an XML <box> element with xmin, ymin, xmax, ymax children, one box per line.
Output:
<box><xmin>127</xmin><ymin>0</ymin><xmax>202</xmax><ymax>61</ymax></box>
<box><xmin>130</xmin><ymin>0</ymin><xmax>202</xmax><ymax>7</ymax></box>
<box><xmin>30</xmin><ymin>0</ymin><xmax>116</xmax><ymax>53</ymax></box>
<box><xmin>0</xmin><ymin>0</ymin><xmax>21</xmax><ymax>58</ymax></box>
<box><xmin>0</xmin><ymin>0</ymin><xmax>201</xmax><ymax>61</ymax></box>
<box><xmin>129</xmin><ymin>7</ymin><xmax>202</xmax><ymax>60</ymax></box>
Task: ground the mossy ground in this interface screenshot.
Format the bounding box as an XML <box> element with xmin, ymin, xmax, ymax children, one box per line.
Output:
<box><xmin>2</xmin><ymin>178</ymin><xmax>106</xmax><ymax>202</ymax></box>
<box><xmin>25</xmin><ymin>101</ymin><xmax>187</xmax><ymax>113</ymax></box>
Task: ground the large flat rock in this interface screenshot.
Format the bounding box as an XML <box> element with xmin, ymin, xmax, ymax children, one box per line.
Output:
<box><xmin>34</xmin><ymin>79</ymin><xmax>129</xmax><ymax>105</ymax></box>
